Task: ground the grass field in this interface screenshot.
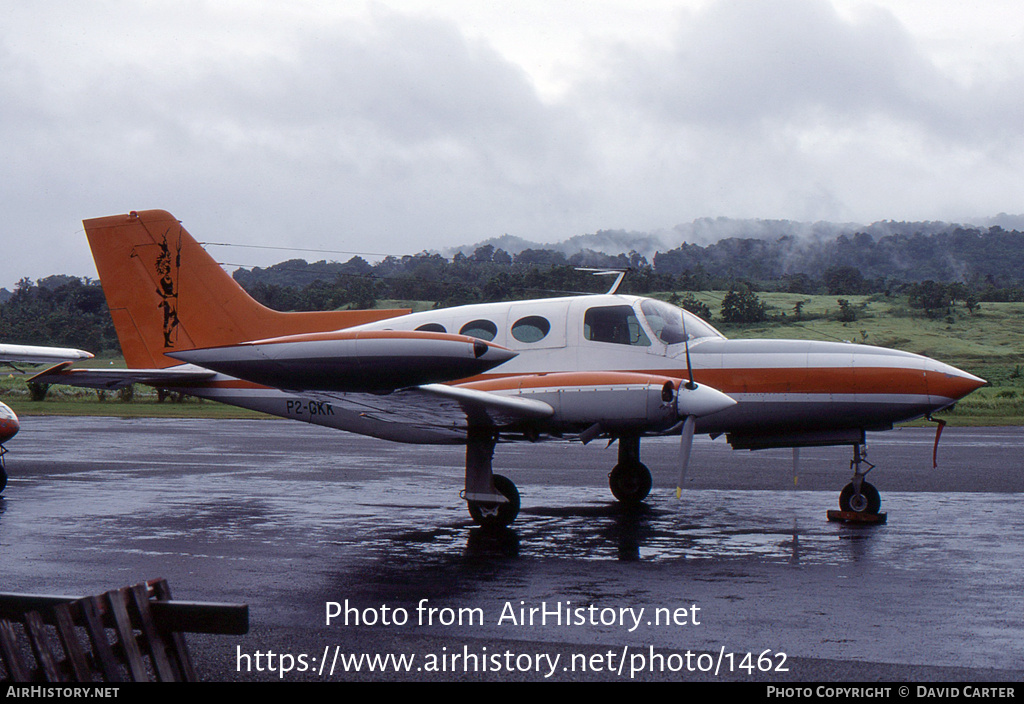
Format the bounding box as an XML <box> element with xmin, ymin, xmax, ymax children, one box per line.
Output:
<box><xmin>3</xmin><ymin>292</ymin><xmax>1021</xmax><ymax>425</ymax></box>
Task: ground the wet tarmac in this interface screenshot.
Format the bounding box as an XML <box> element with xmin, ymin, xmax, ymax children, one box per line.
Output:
<box><xmin>1</xmin><ymin>417</ymin><xmax>1022</xmax><ymax>682</ymax></box>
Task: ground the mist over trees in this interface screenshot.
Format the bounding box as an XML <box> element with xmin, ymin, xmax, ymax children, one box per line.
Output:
<box><xmin>652</xmin><ymin>225</ymin><xmax>1024</xmax><ymax>293</ymax></box>
<box><xmin>2</xmin><ymin>220</ymin><xmax>1023</xmax><ymax>353</ymax></box>
<box><xmin>233</xmin><ymin>221</ymin><xmax>1024</xmax><ymax>313</ymax></box>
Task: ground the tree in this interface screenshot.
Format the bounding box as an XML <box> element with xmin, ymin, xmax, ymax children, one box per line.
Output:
<box><xmin>670</xmin><ymin>292</ymin><xmax>712</xmax><ymax>321</ymax></box>
<box><xmin>720</xmin><ymin>285</ymin><xmax>767</xmax><ymax>323</ymax></box>
<box><xmin>907</xmin><ymin>280</ymin><xmax>952</xmax><ymax>316</ymax></box>
<box><xmin>793</xmin><ymin>299</ymin><xmax>809</xmax><ymax>320</ymax></box>
<box><xmin>823</xmin><ymin>266</ymin><xmax>866</xmax><ymax>295</ymax></box>
<box><xmin>836</xmin><ymin>299</ymin><xmax>857</xmax><ymax>322</ymax></box>
<box><xmin>472</xmin><ymin>244</ymin><xmax>495</xmax><ymax>263</ymax></box>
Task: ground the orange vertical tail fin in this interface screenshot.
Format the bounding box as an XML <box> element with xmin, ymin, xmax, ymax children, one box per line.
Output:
<box><xmin>84</xmin><ymin>210</ymin><xmax>407</xmax><ymax>369</ymax></box>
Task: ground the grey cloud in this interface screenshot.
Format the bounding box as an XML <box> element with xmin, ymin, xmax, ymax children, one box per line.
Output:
<box><xmin>0</xmin><ymin>6</ymin><xmax>593</xmax><ymax>285</ymax></box>
<box><xmin>2</xmin><ymin>1</ymin><xmax>1024</xmax><ymax>289</ymax></box>
<box><xmin>586</xmin><ymin>0</ymin><xmax>1013</xmax><ymax>142</ymax></box>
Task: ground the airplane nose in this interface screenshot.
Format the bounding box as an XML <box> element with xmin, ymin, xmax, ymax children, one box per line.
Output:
<box><xmin>676</xmin><ymin>382</ymin><xmax>736</xmax><ymax>418</ymax></box>
<box><xmin>927</xmin><ymin>362</ymin><xmax>987</xmax><ymax>404</ymax></box>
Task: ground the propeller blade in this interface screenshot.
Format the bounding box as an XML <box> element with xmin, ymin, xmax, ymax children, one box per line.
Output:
<box><xmin>683</xmin><ymin>336</ymin><xmax>695</xmax><ymax>389</ymax></box>
<box><xmin>676</xmin><ymin>414</ymin><xmax>696</xmax><ymax>499</ymax></box>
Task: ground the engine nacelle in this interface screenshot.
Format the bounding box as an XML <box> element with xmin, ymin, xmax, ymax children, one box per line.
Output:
<box><xmin>462</xmin><ymin>372</ymin><xmax>733</xmax><ymax>432</ymax></box>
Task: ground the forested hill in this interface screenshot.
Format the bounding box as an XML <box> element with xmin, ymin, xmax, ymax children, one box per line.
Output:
<box><xmin>652</xmin><ymin>226</ymin><xmax>1024</xmax><ymax>287</ymax></box>
<box><xmin>3</xmin><ymin>221</ymin><xmax>1024</xmax><ymax>354</ymax></box>
<box><xmin>232</xmin><ymin>222</ymin><xmax>1024</xmax><ymax>293</ymax></box>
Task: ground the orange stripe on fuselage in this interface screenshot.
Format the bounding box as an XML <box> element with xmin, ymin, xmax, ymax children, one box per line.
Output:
<box><xmin>694</xmin><ymin>367</ymin><xmax>925</xmax><ymax>396</ymax></box>
<box><xmin>461</xmin><ymin>367</ymin><xmax>978</xmax><ymax>399</ymax></box>
<box><xmin>251</xmin><ymin>329</ymin><xmax>511</xmax><ymax>349</ymax></box>
<box><xmin>461</xmin><ymin>371</ymin><xmax>678</xmax><ymax>393</ymax></box>
<box><xmin>694</xmin><ymin>367</ymin><xmax>980</xmax><ymax>399</ymax></box>
<box><xmin>166</xmin><ymin>365</ymin><xmax>981</xmax><ymax>401</ymax></box>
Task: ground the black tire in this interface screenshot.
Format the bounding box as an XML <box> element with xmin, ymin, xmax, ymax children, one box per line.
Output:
<box><xmin>468</xmin><ymin>474</ymin><xmax>520</xmax><ymax>528</ymax></box>
<box><xmin>609</xmin><ymin>462</ymin><xmax>653</xmax><ymax>504</ymax></box>
<box><xmin>0</xmin><ymin>467</ymin><xmax>6</xmax><ymax>494</ymax></box>
<box><xmin>839</xmin><ymin>481</ymin><xmax>881</xmax><ymax>514</ymax></box>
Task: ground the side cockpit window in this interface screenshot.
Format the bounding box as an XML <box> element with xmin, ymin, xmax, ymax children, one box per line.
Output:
<box><xmin>583</xmin><ymin>305</ymin><xmax>651</xmax><ymax>346</ymax></box>
<box><xmin>640</xmin><ymin>298</ymin><xmax>723</xmax><ymax>343</ymax></box>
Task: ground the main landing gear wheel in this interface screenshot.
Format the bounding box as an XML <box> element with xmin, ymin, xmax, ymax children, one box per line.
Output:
<box><xmin>609</xmin><ymin>462</ymin><xmax>652</xmax><ymax>505</ymax></box>
<box><xmin>839</xmin><ymin>481</ymin><xmax>881</xmax><ymax>515</ymax></box>
<box><xmin>467</xmin><ymin>474</ymin><xmax>520</xmax><ymax>529</ymax></box>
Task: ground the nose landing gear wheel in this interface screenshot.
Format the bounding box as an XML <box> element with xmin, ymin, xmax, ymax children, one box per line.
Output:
<box><xmin>839</xmin><ymin>481</ymin><xmax>881</xmax><ymax>515</ymax></box>
<box><xmin>467</xmin><ymin>474</ymin><xmax>520</xmax><ymax>528</ymax></box>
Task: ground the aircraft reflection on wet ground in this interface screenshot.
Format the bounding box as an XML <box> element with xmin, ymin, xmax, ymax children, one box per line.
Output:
<box><xmin>1</xmin><ymin>419</ymin><xmax>1021</xmax><ymax>566</ymax></box>
<box><xmin>1</xmin><ymin>418</ymin><xmax>1022</xmax><ymax>678</ymax></box>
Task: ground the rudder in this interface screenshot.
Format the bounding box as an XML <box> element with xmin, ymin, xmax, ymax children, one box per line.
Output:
<box><xmin>84</xmin><ymin>210</ymin><xmax>407</xmax><ymax>369</ymax></box>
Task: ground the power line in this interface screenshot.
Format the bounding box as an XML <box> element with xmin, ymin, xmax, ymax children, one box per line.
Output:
<box><xmin>200</xmin><ymin>241</ymin><xmax>399</xmax><ymax>259</ymax></box>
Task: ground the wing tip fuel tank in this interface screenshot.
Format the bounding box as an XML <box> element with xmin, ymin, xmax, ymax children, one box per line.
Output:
<box><xmin>167</xmin><ymin>330</ymin><xmax>517</xmax><ymax>392</ymax></box>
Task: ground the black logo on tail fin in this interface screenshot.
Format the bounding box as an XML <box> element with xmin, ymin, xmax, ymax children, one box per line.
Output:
<box><xmin>155</xmin><ymin>228</ymin><xmax>182</xmax><ymax>348</ymax></box>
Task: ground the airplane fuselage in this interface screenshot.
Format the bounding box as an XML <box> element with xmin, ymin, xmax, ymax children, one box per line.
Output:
<box><xmin>178</xmin><ymin>293</ymin><xmax>983</xmax><ymax>447</ymax></box>
<box><xmin>38</xmin><ymin>208</ymin><xmax>988</xmax><ymax>524</ymax></box>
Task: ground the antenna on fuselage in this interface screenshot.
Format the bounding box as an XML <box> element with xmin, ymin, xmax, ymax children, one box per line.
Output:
<box><xmin>576</xmin><ymin>267</ymin><xmax>629</xmax><ymax>295</ymax></box>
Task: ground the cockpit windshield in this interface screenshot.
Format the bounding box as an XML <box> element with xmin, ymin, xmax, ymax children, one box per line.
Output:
<box><xmin>639</xmin><ymin>298</ymin><xmax>724</xmax><ymax>344</ymax></box>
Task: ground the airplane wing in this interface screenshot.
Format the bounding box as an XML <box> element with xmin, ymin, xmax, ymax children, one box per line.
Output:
<box><xmin>303</xmin><ymin>370</ymin><xmax>721</xmax><ymax>443</ymax></box>
<box><xmin>29</xmin><ymin>363</ymin><xmax>217</xmax><ymax>390</ymax></box>
<box><xmin>303</xmin><ymin>383</ymin><xmax>555</xmax><ymax>441</ymax></box>
<box><xmin>0</xmin><ymin>344</ymin><xmax>93</xmax><ymax>365</ymax></box>
<box><xmin>418</xmin><ymin>383</ymin><xmax>555</xmax><ymax>425</ymax></box>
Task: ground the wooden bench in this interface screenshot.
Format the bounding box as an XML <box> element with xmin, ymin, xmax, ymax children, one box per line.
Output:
<box><xmin>0</xmin><ymin>578</ymin><xmax>248</xmax><ymax>682</ymax></box>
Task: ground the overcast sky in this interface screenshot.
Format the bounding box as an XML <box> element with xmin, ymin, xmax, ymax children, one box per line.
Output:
<box><xmin>2</xmin><ymin>0</ymin><xmax>1023</xmax><ymax>289</ymax></box>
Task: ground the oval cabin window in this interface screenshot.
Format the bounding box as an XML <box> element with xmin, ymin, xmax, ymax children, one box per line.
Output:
<box><xmin>511</xmin><ymin>315</ymin><xmax>551</xmax><ymax>343</ymax></box>
<box><xmin>459</xmin><ymin>319</ymin><xmax>498</xmax><ymax>341</ymax></box>
<box><xmin>415</xmin><ymin>323</ymin><xmax>447</xmax><ymax>333</ymax></box>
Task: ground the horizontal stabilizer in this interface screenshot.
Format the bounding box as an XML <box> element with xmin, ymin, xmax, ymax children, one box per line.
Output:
<box><xmin>166</xmin><ymin>330</ymin><xmax>517</xmax><ymax>392</ymax></box>
<box><xmin>30</xmin><ymin>363</ymin><xmax>217</xmax><ymax>390</ymax></box>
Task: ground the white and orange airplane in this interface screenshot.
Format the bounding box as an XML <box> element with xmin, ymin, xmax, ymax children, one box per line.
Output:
<box><xmin>1</xmin><ymin>344</ymin><xmax>94</xmax><ymax>490</ymax></box>
<box><xmin>33</xmin><ymin>210</ymin><xmax>985</xmax><ymax>526</ymax></box>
